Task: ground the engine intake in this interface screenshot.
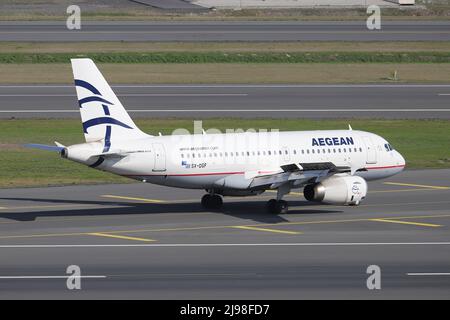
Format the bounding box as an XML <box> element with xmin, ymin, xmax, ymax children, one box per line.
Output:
<box><xmin>304</xmin><ymin>175</ymin><xmax>367</xmax><ymax>205</ymax></box>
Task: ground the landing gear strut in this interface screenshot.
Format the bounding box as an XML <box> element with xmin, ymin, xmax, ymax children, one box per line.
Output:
<box><xmin>267</xmin><ymin>183</ymin><xmax>290</xmax><ymax>214</ymax></box>
<box><xmin>266</xmin><ymin>199</ymin><xmax>289</xmax><ymax>214</ymax></box>
<box><xmin>201</xmin><ymin>193</ymin><xmax>223</xmax><ymax>210</ymax></box>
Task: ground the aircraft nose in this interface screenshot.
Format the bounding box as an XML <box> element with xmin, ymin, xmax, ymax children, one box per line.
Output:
<box><xmin>396</xmin><ymin>151</ymin><xmax>406</xmax><ymax>169</ymax></box>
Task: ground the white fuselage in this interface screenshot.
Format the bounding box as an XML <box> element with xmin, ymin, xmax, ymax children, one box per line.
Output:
<box><xmin>84</xmin><ymin>129</ymin><xmax>405</xmax><ymax>192</ymax></box>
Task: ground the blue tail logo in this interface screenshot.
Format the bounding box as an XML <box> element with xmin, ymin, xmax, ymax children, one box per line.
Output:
<box><xmin>75</xmin><ymin>79</ymin><xmax>132</xmax><ymax>152</ymax></box>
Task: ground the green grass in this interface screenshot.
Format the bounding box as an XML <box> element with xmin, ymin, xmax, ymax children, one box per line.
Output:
<box><xmin>1</xmin><ymin>52</ymin><xmax>450</xmax><ymax>64</ymax></box>
<box><xmin>0</xmin><ymin>118</ymin><xmax>449</xmax><ymax>188</ymax></box>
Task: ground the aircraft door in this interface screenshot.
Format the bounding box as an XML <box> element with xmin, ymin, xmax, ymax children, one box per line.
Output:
<box><xmin>362</xmin><ymin>136</ymin><xmax>377</xmax><ymax>164</ymax></box>
<box><xmin>152</xmin><ymin>143</ymin><xmax>166</xmax><ymax>172</ymax></box>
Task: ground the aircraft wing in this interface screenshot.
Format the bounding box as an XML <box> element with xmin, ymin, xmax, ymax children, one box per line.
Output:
<box><xmin>23</xmin><ymin>143</ymin><xmax>64</xmax><ymax>152</ymax></box>
<box><xmin>248</xmin><ymin>162</ymin><xmax>353</xmax><ymax>189</ymax></box>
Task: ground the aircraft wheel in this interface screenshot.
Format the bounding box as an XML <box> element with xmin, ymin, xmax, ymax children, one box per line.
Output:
<box><xmin>278</xmin><ymin>200</ymin><xmax>289</xmax><ymax>214</ymax></box>
<box><xmin>266</xmin><ymin>199</ymin><xmax>278</xmax><ymax>213</ymax></box>
<box><xmin>267</xmin><ymin>199</ymin><xmax>288</xmax><ymax>214</ymax></box>
<box><xmin>201</xmin><ymin>194</ymin><xmax>212</xmax><ymax>208</ymax></box>
<box><xmin>211</xmin><ymin>194</ymin><xmax>223</xmax><ymax>209</ymax></box>
<box><xmin>201</xmin><ymin>194</ymin><xmax>223</xmax><ymax>209</ymax></box>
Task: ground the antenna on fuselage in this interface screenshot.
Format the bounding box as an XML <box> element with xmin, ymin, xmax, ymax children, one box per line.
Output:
<box><xmin>158</xmin><ymin>132</ymin><xmax>162</xmax><ymax>136</ymax></box>
<box><xmin>348</xmin><ymin>124</ymin><xmax>353</xmax><ymax>131</ymax></box>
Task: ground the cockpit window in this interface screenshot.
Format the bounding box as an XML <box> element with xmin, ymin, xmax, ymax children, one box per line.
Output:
<box><xmin>384</xmin><ymin>143</ymin><xmax>394</xmax><ymax>151</ymax></box>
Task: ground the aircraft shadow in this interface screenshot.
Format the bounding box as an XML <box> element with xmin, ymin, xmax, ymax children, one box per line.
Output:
<box><xmin>0</xmin><ymin>197</ymin><xmax>343</xmax><ymax>223</ymax></box>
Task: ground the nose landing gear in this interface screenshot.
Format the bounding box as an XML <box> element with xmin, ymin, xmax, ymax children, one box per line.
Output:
<box><xmin>201</xmin><ymin>193</ymin><xmax>223</xmax><ymax>210</ymax></box>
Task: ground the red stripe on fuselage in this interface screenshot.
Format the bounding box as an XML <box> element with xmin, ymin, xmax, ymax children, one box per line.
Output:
<box><xmin>124</xmin><ymin>164</ymin><xmax>405</xmax><ymax>178</ymax></box>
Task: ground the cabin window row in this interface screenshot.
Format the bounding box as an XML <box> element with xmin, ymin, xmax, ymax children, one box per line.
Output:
<box><xmin>181</xmin><ymin>147</ymin><xmax>364</xmax><ymax>159</ymax></box>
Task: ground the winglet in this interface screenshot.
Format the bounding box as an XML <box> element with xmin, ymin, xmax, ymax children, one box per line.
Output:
<box><xmin>55</xmin><ymin>141</ymin><xmax>65</xmax><ymax>147</ymax></box>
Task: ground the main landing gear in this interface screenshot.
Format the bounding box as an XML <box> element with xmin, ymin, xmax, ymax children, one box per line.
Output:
<box><xmin>266</xmin><ymin>183</ymin><xmax>291</xmax><ymax>214</ymax></box>
<box><xmin>201</xmin><ymin>193</ymin><xmax>223</xmax><ymax>210</ymax></box>
<box><xmin>266</xmin><ymin>199</ymin><xmax>289</xmax><ymax>214</ymax></box>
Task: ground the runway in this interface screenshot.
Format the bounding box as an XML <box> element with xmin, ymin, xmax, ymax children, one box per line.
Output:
<box><xmin>1</xmin><ymin>21</ymin><xmax>449</xmax><ymax>42</ymax></box>
<box><xmin>0</xmin><ymin>169</ymin><xmax>449</xmax><ymax>299</ymax></box>
<box><xmin>1</xmin><ymin>84</ymin><xmax>450</xmax><ymax>119</ymax></box>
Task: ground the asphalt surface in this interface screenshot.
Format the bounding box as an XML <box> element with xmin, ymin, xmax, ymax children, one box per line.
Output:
<box><xmin>129</xmin><ymin>0</ymin><xmax>206</xmax><ymax>9</ymax></box>
<box><xmin>0</xmin><ymin>169</ymin><xmax>449</xmax><ymax>299</ymax></box>
<box><xmin>1</xmin><ymin>21</ymin><xmax>449</xmax><ymax>42</ymax></box>
<box><xmin>1</xmin><ymin>84</ymin><xmax>450</xmax><ymax>119</ymax></box>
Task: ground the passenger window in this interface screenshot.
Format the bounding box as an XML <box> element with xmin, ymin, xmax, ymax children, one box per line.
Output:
<box><xmin>181</xmin><ymin>154</ymin><xmax>184</xmax><ymax>158</ymax></box>
<box><xmin>359</xmin><ymin>147</ymin><xmax>363</xmax><ymax>152</ymax></box>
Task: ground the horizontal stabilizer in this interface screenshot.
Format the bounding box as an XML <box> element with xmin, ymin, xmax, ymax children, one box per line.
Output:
<box><xmin>24</xmin><ymin>144</ymin><xmax>64</xmax><ymax>152</ymax></box>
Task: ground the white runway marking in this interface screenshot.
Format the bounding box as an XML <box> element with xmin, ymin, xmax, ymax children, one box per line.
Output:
<box><xmin>0</xmin><ymin>93</ymin><xmax>247</xmax><ymax>97</ymax></box>
<box><xmin>407</xmin><ymin>273</ymin><xmax>450</xmax><ymax>276</ymax></box>
<box><xmin>2</xmin><ymin>84</ymin><xmax>450</xmax><ymax>89</ymax></box>
<box><xmin>1</xmin><ymin>109</ymin><xmax>449</xmax><ymax>113</ymax></box>
<box><xmin>0</xmin><ymin>242</ymin><xmax>449</xmax><ymax>249</ymax></box>
<box><xmin>0</xmin><ymin>275</ymin><xmax>106</xmax><ymax>279</ymax></box>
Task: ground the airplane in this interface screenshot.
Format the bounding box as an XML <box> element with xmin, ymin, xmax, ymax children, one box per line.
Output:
<box><xmin>27</xmin><ymin>58</ymin><xmax>406</xmax><ymax>214</ymax></box>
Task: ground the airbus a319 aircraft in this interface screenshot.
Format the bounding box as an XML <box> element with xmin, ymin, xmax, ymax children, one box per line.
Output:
<box><xmin>28</xmin><ymin>59</ymin><xmax>406</xmax><ymax>214</ymax></box>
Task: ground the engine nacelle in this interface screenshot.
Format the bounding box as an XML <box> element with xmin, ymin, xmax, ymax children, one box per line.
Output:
<box><xmin>303</xmin><ymin>175</ymin><xmax>367</xmax><ymax>205</ymax></box>
<box><xmin>60</xmin><ymin>142</ymin><xmax>103</xmax><ymax>166</ymax></box>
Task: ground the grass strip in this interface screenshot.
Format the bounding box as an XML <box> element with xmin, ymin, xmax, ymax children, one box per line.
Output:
<box><xmin>1</xmin><ymin>52</ymin><xmax>450</xmax><ymax>64</ymax></box>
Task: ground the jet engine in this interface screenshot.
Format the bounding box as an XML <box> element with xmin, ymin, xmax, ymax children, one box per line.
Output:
<box><xmin>303</xmin><ymin>175</ymin><xmax>367</xmax><ymax>205</ymax></box>
<box><xmin>59</xmin><ymin>142</ymin><xmax>103</xmax><ymax>166</ymax></box>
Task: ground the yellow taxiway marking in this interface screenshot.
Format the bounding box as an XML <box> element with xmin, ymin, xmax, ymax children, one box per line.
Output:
<box><xmin>101</xmin><ymin>195</ymin><xmax>166</xmax><ymax>203</ymax></box>
<box><xmin>233</xmin><ymin>226</ymin><xmax>302</xmax><ymax>235</ymax></box>
<box><xmin>88</xmin><ymin>233</ymin><xmax>155</xmax><ymax>242</ymax></box>
<box><xmin>370</xmin><ymin>188</ymin><xmax>437</xmax><ymax>194</ymax></box>
<box><xmin>1</xmin><ymin>213</ymin><xmax>449</xmax><ymax>241</ymax></box>
<box><xmin>0</xmin><ymin>204</ymin><xmax>94</xmax><ymax>210</ymax></box>
<box><xmin>384</xmin><ymin>182</ymin><xmax>450</xmax><ymax>190</ymax></box>
<box><xmin>264</xmin><ymin>188</ymin><xmax>436</xmax><ymax>196</ymax></box>
<box><xmin>370</xmin><ymin>218</ymin><xmax>442</xmax><ymax>228</ymax></box>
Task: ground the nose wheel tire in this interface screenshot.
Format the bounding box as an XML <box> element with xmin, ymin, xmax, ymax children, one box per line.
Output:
<box><xmin>201</xmin><ymin>194</ymin><xmax>223</xmax><ymax>210</ymax></box>
<box><xmin>267</xmin><ymin>199</ymin><xmax>288</xmax><ymax>214</ymax></box>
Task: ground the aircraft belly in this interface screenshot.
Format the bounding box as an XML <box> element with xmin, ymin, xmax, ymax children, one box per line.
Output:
<box><xmin>164</xmin><ymin>175</ymin><xmax>224</xmax><ymax>189</ymax></box>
